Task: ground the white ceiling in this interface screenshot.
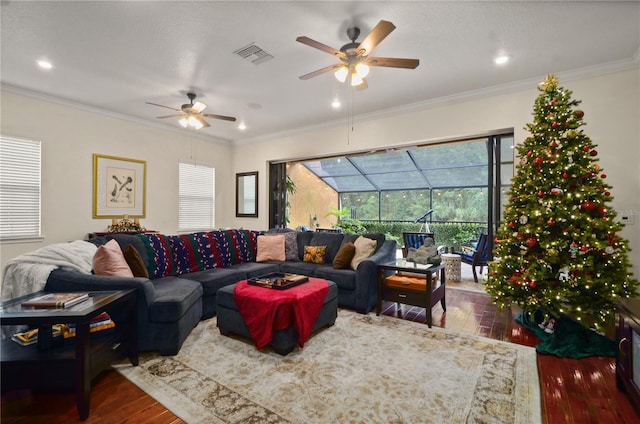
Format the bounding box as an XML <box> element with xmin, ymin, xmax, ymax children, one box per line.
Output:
<box><xmin>1</xmin><ymin>1</ymin><xmax>639</xmax><ymax>144</ymax></box>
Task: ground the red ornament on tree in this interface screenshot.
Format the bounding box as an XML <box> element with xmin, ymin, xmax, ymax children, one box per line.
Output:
<box><xmin>527</xmin><ymin>150</ymin><xmax>534</xmax><ymax>157</ymax></box>
<box><xmin>582</xmin><ymin>200</ymin><xmax>596</xmax><ymax>211</ymax></box>
<box><xmin>580</xmin><ymin>245</ymin><xmax>589</xmax><ymax>252</ymax></box>
<box><xmin>599</xmin><ymin>207</ymin><xmax>607</xmax><ymax>216</ymax></box>
<box><xmin>534</xmin><ymin>157</ymin><xmax>543</xmax><ymax>166</ymax></box>
<box><xmin>549</xmin><ymin>140</ymin><xmax>558</xmax><ymax>148</ymax></box>
<box><xmin>526</xmin><ymin>237</ymin><xmax>538</xmax><ymax>247</ymax></box>
<box><xmin>562</xmin><ymin>172</ymin><xmax>569</xmax><ymax>179</ymax></box>
<box><xmin>601</xmin><ymin>173</ymin><xmax>607</xmax><ymax>179</ymax></box>
<box><xmin>509</xmin><ymin>222</ymin><xmax>515</xmax><ymax>228</ymax></box>
<box><xmin>574</xmin><ymin>110</ymin><xmax>584</xmax><ymax>119</ymax></box>
<box><xmin>590</xmin><ymin>149</ymin><xmax>598</xmax><ymax>156</ymax></box>
<box><xmin>552</xmin><ymin>121</ymin><xmax>559</xmax><ymax>128</ymax></box>
<box><xmin>547</xmin><ymin>218</ymin><xmax>556</xmax><ymax>227</ymax></box>
<box><xmin>538</xmin><ymin>190</ymin><xmax>544</xmax><ymax>197</ymax></box>
<box><xmin>583</xmin><ymin>145</ymin><xmax>590</xmax><ymax>152</ymax></box>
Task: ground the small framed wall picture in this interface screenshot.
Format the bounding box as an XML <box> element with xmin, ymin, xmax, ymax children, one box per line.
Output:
<box><xmin>93</xmin><ymin>154</ymin><xmax>146</xmax><ymax>218</ymax></box>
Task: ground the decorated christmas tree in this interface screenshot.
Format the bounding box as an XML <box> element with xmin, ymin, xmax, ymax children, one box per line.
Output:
<box><xmin>485</xmin><ymin>75</ymin><xmax>638</xmax><ymax>332</ymax></box>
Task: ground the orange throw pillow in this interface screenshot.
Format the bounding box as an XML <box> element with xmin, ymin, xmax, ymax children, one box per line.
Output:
<box><xmin>256</xmin><ymin>234</ymin><xmax>286</xmax><ymax>262</ymax></box>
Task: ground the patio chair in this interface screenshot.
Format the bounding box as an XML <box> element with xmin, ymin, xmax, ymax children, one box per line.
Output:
<box><xmin>402</xmin><ymin>232</ymin><xmax>435</xmax><ymax>257</ymax></box>
<box><xmin>455</xmin><ymin>233</ymin><xmax>490</xmax><ymax>283</ymax></box>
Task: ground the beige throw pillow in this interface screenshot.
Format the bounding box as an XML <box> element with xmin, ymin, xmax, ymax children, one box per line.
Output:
<box><xmin>351</xmin><ymin>236</ymin><xmax>377</xmax><ymax>270</ymax></box>
<box><xmin>93</xmin><ymin>239</ymin><xmax>134</xmax><ymax>277</ymax></box>
<box><xmin>256</xmin><ymin>234</ymin><xmax>286</xmax><ymax>262</ymax></box>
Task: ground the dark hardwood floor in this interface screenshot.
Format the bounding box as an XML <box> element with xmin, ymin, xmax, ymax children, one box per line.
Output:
<box><xmin>2</xmin><ymin>271</ymin><xmax>638</xmax><ymax>423</ymax></box>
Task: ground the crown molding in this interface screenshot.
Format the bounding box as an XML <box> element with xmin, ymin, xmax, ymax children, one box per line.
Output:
<box><xmin>235</xmin><ymin>55</ymin><xmax>640</xmax><ymax>146</ymax></box>
<box><xmin>0</xmin><ymin>83</ymin><xmax>232</xmax><ymax>146</ymax></box>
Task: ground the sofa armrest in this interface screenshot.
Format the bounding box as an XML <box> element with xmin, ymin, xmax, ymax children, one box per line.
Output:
<box><xmin>352</xmin><ymin>239</ymin><xmax>398</xmax><ymax>313</ymax></box>
<box><xmin>45</xmin><ymin>269</ymin><xmax>155</xmax><ymax>307</ymax></box>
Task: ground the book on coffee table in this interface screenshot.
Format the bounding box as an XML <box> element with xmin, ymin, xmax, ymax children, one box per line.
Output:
<box><xmin>21</xmin><ymin>292</ymin><xmax>89</xmax><ymax>309</ymax></box>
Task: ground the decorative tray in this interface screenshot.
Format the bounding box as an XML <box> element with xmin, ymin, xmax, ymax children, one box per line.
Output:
<box><xmin>247</xmin><ymin>273</ymin><xmax>309</xmax><ymax>290</ymax></box>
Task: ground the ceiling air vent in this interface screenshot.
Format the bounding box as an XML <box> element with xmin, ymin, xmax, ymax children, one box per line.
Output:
<box><xmin>233</xmin><ymin>43</ymin><xmax>274</xmax><ymax>65</ymax></box>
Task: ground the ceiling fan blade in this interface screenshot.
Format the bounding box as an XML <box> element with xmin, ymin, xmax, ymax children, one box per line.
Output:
<box><xmin>156</xmin><ymin>114</ymin><xmax>184</xmax><ymax>119</ymax></box>
<box><xmin>296</xmin><ymin>36</ymin><xmax>346</xmax><ymax>59</ymax></box>
<box><xmin>199</xmin><ymin>118</ymin><xmax>211</xmax><ymax>128</ymax></box>
<box><xmin>202</xmin><ymin>113</ymin><xmax>236</xmax><ymax>122</ymax></box>
<box><xmin>299</xmin><ymin>63</ymin><xmax>344</xmax><ymax>80</ymax></box>
<box><xmin>367</xmin><ymin>57</ymin><xmax>419</xmax><ymax>69</ymax></box>
<box><xmin>145</xmin><ymin>101</ymin><xmax>180</xmax><ymax>111</ymax></box>
<box><xmin>192</xmin><ymin>101</ymin><xmax>207</xmax><ymax>113</ymax></box>
<box><xmin>357</xmin><ymin>20</ymin><xmax>396</xmax><ymax>56</ymax></box>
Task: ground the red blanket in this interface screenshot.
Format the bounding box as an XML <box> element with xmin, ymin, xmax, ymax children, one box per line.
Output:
<box><xmin>233</xmin><ymin>278</ymin><xmax>330</xmax><ymax>349</ymax></box>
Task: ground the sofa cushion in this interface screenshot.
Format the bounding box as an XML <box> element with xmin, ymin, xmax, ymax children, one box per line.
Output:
<box><xmin>93</xmin><ymin>239</ymin><xmax>134</xmax><ymax>277</ymax></box>
<box><xmin>256</xmin><ymin>235</ymin><xmax>286</xmax><ymax>262</ymax></box>
<box><xmin>309</xmin><ymin>232</ymin><xmax>344</xmax><ymax>263</ymax></box>
<box><xmin>178</xmin><ymin>267</ymin><xmax>248</xmax><ymax>296</ymax></box>
<box><xmin>313</xmin><ymin>266</ymin><xmax>357</xmax><ymax>291</ymax></box>
<box><xmin>304</xmin><ymin>245</ymin><xmax>327</xmax><ymax>264</ymax></box>
<box><xmin>147</xmin><ymin>277</ymin><xmax>203</xmax><ymax>323</ymax></box>
<box><xmin>278</xmin><ymin>261</ymin><xmax>323</xmax><ymax>276</ymax></box>
<box><xmin>351</xmin><ymin>236</ymin><xmax>378</xmax><ymax>270</ymax></box>
<box><xmin>295</xmin><ymin>231</ymin><xmax>313</xmax><ymax>260</ymax></box>
<box><xmin>333</xmin><ymin>242</ymin><xmax>355</xmax><ymax>269</ymax></box>
<box><xmin>123</xmin><ymin>245</ymin><xmax>149</xmax><ymax>278</ymax></box>
<box><xmin>232</xmin><ymin>262</ymin><xmax>280</xmax><ymax>279</ymax></box>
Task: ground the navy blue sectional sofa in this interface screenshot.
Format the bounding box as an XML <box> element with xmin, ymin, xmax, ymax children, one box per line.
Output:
<box><xmin>44</xmin><ymin>229</ymin><xmax>396</xmax><ymax>355</ymax></box>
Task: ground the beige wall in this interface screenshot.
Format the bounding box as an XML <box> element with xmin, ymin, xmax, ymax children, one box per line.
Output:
<box><xmin>230</xmin><ymin>69</ymin><xmax>640</xmax><ymax>278</ymax></box>
<box><xmin>1</xmin><ymin>68</ymin><xmax>639</xmax><ymax>285</ymax></box>
<box><xmin>0</xmin><ymin>90</ymin><xmax>234</xmax><ymax>283</ymax></box>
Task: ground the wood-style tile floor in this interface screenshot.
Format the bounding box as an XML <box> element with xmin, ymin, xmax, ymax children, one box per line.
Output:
<box><xmin>2</xmin><ymin>265</ymin><xmax>638</xmax><ymax>423</ymax></box>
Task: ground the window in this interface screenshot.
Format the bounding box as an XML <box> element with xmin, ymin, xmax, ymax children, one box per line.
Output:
<box><xmin>0</xmin><ymin>136</ymin><xmax>41</xmax><ymax>241</ymax></box>
<box><xmin>179</xmin><ymin>162</ymin><xmax>215</xmax><ymax>231</ymax></box>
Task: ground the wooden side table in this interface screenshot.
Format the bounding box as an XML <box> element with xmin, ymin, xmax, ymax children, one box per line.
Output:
<box><xmin>0</xmin><ymin>290</ymin><xmax>137</xmax><ymax>420</ymax></box>
<box><xmin>377</xmin><ymin>260</ymin><xmax>446</xmax><ymax>327</ymax></box>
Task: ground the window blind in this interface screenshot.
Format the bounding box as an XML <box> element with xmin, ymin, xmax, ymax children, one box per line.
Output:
<box><xmin>0</xmin><ymin>136</ymin><xmax>42</xmax><ymax>240</ymax></box>
<box><xmin>179</xmin><ymin>162</ymin><xmax>215</xmax><ymax>231</ymax></box>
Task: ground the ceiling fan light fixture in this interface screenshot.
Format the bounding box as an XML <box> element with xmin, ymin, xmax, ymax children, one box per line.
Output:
<box><xmin>334</xmin><ymin>66</ymin><xmax>349</xmax><ymax>83</ymax></box>
<box><xmin>350</xmin><ymin>73</ymin><xmax>364</xmax><ymax>86</ymax></box>
<box><xmin>179</xmin><ymin>117</ymin><xmax>189</xmax><ymax>128</ymax></box>
<box><xmin>355</xmin><ymin>62</ymin><xmax>370</xmax><ymax>78</ymax></box>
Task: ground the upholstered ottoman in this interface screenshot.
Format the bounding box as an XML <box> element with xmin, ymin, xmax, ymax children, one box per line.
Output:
<box><xmin>216</xmin><ymin>279</ymin><xmax>338</xmax><ymax>355</ymax></box>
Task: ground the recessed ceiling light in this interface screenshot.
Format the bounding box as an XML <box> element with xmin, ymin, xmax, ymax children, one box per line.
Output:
<box><xmin>238</xmin><ymin>123</ymin><xmax>247</xmax><ymax>131</ymax></box>
<box><xmin>37</xmin><ymin>59</ymin><xmax>53</xmax><ymax>70</ymax></box>
<box><xmin>494</xmin><ymin>55</ymin><xmax>509</xmax><ymax>65</ymax></box>
<box><xmin>331</xmin><ymin>99</ymin><xmax>341</xmax><ymax>109</ymax></box>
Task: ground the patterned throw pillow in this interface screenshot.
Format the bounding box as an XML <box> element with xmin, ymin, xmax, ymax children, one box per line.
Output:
<box><xmin>303</xmin><ymin>245</ymin><xmax>327</xmax><ymax>264</ymax></box>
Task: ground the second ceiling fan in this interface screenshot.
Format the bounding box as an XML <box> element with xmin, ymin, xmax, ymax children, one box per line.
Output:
<box><xmin>296</xmin><ymin>20</ymin><xmax>419</xmax><ymax>88</ymax></box>
<box><xmin>146</xmin><ymin>92</ymin><xmax>236</xmax><ymax>130</ymax></box>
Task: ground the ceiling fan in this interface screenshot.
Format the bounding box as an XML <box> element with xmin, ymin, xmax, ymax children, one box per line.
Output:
<box><xmin>296</xmin><ymin>20</ymin><xmax>419</xmax><ymax>88</ymax></box>
<box><xmin>146</xmin><ymin>92</ymin><xmax>236</xmax><ymax>130</ymax></box>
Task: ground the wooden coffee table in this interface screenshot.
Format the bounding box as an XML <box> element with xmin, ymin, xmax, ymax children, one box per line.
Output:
<box><xmin>377</xmin><ymin>259</ymin><xmax>446</xmax><ymax>327</ymax></box>
<box><xmin>0</xmin><ymin>290</ymin><xmax>137</xmax><ymax>420</ymax></box>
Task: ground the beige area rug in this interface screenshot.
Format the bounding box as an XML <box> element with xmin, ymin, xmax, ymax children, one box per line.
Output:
<box><xmin>114</xmin><ymin>310</ymin><xmax>541</xmax><ymax>424</ymax></box>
